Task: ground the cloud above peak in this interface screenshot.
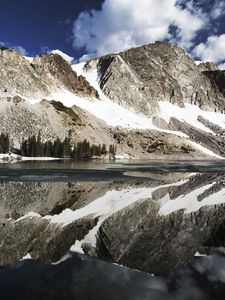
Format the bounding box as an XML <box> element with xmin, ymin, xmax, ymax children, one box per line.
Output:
<box><xmin>192</xmin><ymin>34</ymin><xmax>225</xmax><ymax>63</ymax></box>
<box><xmin>72</xmin><ymin>0</ymin><xmax>206</xmax><ymax>60</ymax></box>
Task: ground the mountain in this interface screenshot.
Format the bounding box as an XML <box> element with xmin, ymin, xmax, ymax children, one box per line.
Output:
<box><xmin>1</xmin><ymin>43</ymin><xmax>225</xmax><ymax>159</ymax></box>
<box><xmin>1</xmin><ymin>172</ymin><xmax>225</xmax><ymax>271</ymax></box>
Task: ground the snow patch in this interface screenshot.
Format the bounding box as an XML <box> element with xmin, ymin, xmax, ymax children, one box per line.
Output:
<box><xmin>24</xmin><ymin>56</ymin><xmax>34</xmax><ymax>63</ymax></box>
<box><xmin>20</xmin><ymin>253</ymin><xmax>32</xmax><ymax>260</ymax></box>
<box><xmin>15</xmin><ymin>212</ymin><xmax>41</xmax><ymax>222</ymax></box>
<box><xmin>159</xmin><ymin>102</ymin><xmax>215</xmax><ymax>133</ymax></box>
<box><xmin>70</xmin><ymin>240</ymin><xmax>84</xmax><ymax>254</ymax></box>
<box><xmin>159</xmin><ymin>182</ymin><xmax>225</xmax><ymax>215</ymax></box>
<box><xmin>50</xmin><ymin>88</ymin><xmax>161</xmax><ymax>130</ymax></box>
<box><xmin>21</xmin><ymin>156</ymin><xmax>63</xmax><ymax>161</ymax></box>
<box><xmin>50</xmin><ymin>50</ymin><xmax>74</xmax><ymax>63</ymax></box>
<box><xmin>195</xmin><ymin>252</ymin><xmax>206</xmax><ymax>257</ymax></box>
<box><xmin>189</xmin><ymin>141</ymin><xmax>223</xmax><ymax>159</ymax></box>
<box><xmin>159</xmin><ymin>101</ymin><xmax>225</xmax><ymax>131</ymax></box>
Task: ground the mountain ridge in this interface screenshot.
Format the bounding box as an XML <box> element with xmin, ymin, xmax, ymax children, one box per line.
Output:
<box><xmin>0</xmin><ymin>42</ymin><xmax>225</xmax><ymax>159</ymax></box>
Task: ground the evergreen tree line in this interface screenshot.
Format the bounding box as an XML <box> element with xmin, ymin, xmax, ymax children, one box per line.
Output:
<box><xmin>72</xmin><ymin>139</ymin><xmax>116</xmax><ymax>159</ymax></box>
<box><xmin>0</xmin><ymin>133</ymin><xmax>10</xmax><ymax>154</ymax></box>
<box><xmin>20</xmin><ymin>133</ymin><xmax>117</xmax><ymax>159</ymax></box>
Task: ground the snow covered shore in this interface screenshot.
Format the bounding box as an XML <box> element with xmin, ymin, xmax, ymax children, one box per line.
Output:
<box><xmin>0</xmin><ymin>153</ymin><xmax>62</xmax><ymax>163</ymax></box>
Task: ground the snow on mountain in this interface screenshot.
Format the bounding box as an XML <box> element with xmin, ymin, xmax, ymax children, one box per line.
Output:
<box><xmin>50</xmin><ymin>49</ymin><xmax>74</xmax><ymax>63</ymax></box>
<box><xmin>187</xmin><ymin>141</ymin><xmax>223</xmax><ymax>159</ymax></box>
<box><xmin>24</xmin><ymin>56</ymin><xmax>33</xmax><ymax>63</ymax></box>
<box><xmin>1</xmin><ymin>43</ymin><xmax>225</xmax><ymax>159</ymax></box>
<box><xmin>74</xmin><ymin>62</ymin><xmax>225</xmax><ymax>132</ymax></box>
<box><xmin>159</xmin><ymin>182</ymin><xmax>225</xmax><ymax>215</ymax></box>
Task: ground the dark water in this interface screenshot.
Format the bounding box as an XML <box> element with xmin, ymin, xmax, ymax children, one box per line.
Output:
<box><xmin>2</xmin><ymin>251</ymin><xmax>225</xmax><ymax>300</ymax></box>
<box><xmin>0</xmin><ymin>159</ymin><xmax>225</xmax><ymax>181</ymax></box>
<box><xmin>1</xmin><ymin>160</ymin><xmax>225</xmax><ymax>299</ymax></box>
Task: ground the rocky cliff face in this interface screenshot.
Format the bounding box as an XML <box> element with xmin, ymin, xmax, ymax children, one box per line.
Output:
<box><xmin>90</xmin><ymin>42</ymin><xmax>225</xmax><ymax>115</ymax></box>
<box><xmin>0</xmin><ymin>47</ymin><xmax>98</xmax><ymax>100</ymax></box>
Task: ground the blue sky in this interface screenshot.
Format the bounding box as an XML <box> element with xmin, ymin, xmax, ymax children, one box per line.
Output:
<box><xmin>0</xmin><ymin>0</ymin><xmax>102</xmax><ymax>58</ymax></box>
<box><xmin>1</xmin><ymin>0</ymin><xmax>225</xmax><ymax>66</ymax></box>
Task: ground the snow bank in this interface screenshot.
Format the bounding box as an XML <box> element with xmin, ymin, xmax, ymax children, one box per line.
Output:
<box><xmin>159</xmin><ymin>182</ymin><xmax>225</xmax><ymax>215</ymax></box>
<box><xmin>188</xmin><ymin>141</ymin><xmax>223</xmax><ymax>159</ymax></box>
<box><xmin>21</xmin><ymin>157</ymin><xmax>63</xmax><ymax>161</ymax></box>
<box><xmin>15</xmin><ymin>212</ymin><xmax>41</xmax><ymax>222</ymax></box>
<box><xmin>0</xmin><ymin>153</ymin><xmax>64</xmax><ymax>164</ymax></box>
<box><xmin>159</xmin><ymin>101</ymin><xmax>225</xmax><ymax>131</ymax></box>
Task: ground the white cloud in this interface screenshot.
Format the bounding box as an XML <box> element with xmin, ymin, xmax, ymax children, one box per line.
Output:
<box><xmin>13</xmin><ymin>46</ymin><xmax>27</xmax><ymax>55</ymax></box>
<box><xmin>192</xmin><ymin>34</ymin><xmax>225</xmax><ymax>63</ymax></box>
<box><xmin>50</xmin><ymin>49</ymin><xmax>74</xmax><ymax>63</ymax></box>
<box><xmin>219</xmin><ymin>63</ymin><xmax>225</xmax><ymax>70</ymax></box>
<box><xmin>210</xmin><ymin>0</ymin><xmax>225</xmax><ymax>19</ymax></box>
<box><xmin>72</xmin><ymin>0</ymin><xmax>206</xmax><ymax>60</ymax></box>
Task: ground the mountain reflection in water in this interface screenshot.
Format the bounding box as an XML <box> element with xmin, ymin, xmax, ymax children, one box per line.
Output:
<box><xmin>0</xmin><ymin>163</ymin><xmax>225</xmax><ymax>299</ymax></box>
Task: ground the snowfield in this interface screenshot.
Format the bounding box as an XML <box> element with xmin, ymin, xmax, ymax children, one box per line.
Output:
<box><xmin>159</xmin><ymin>101</ymin><xmax>225</xmax><ymax>132</ymax></box>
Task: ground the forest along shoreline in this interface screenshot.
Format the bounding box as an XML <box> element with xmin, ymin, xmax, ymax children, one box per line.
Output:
<box><xmin>0</xmin><ymin>131</ymin><xmax>117</xmax><ymax>163</ymax></box>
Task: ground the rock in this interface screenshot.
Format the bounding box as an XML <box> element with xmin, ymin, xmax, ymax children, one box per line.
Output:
<box><xmin>95</xmin><ymin>42</ymin><xmax>225</xmax><ymax>115</ymax></box>
<box><xmin>168</xmin><ymin>117</ymin><xmax>225</xmax><ymax>156</ymax></box>
<box><xmin>202</xmin><ymin>69</ymin><xmax>225</xmax><ymax>104</ymax></box>
<box><xmin>197</xmin><ymin>115</ymin><xmax>225</xmax><ymax>135</ymax></box>
<box><xmin>198</xmin><ymin>61</ymin><xmax>220</xmax><ymax>72</ymax></box>
<box><xmin>0</xmin><ymin>49</ymin><xmax>98</xmax><ymax>100</ymax></box>
<box><xmin>0</xmin><ymin>43</ymin><xmax>225</xmax><ymax>159</ymax></box>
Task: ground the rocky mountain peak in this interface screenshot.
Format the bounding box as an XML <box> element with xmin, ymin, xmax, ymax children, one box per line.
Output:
<box><xmin>94</xmin><ymin>42</ymin><xmax>225</xmax><ymax>115</ymax></box>
<box><xmin>0</xmin><ymin>48</ymin><xmax>99</xmax><ymax>100</ymax></box>
<box><xmin>198</xmin><ymin>61</ymin><xmax>220</xmax><ymax>72</ymax></box>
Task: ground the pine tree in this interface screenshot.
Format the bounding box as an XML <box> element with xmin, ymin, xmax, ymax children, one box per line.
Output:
<box><xmin>63</xmin><ymin>137</ymin><xmax>71</xmax><ymax>157</ymax></box>
<box><xmin>77</xmin><ymin>141</ymin><xmax>83</xmax><ymax>159</ymax></box>
<box><xmin>101</xmin><ymin>144</ymin><xmax>107</xmax><ymax>155</ymax></box>
<box><xmin>21</xmin><ymin>140</ymin><xmax>28</xmax><ymax>156</ymax></box>
<box><xmin>36</xmin><ymin>130</ymin><xmax>42</xmax><ymax>157</ymax></box>
<box><xmin>0</xmin><ymin>133</ymin><xmax>10</xmax><ymax>153</ymax></box>
<box><xmin>109</xmin><ymin>144</ymin><xmax>117</xmax><ymax>159</ymax></box>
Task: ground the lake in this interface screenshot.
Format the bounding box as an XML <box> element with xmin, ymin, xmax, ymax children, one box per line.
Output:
<box><xmin>0</xmin><ymin>160</ymin><xmax>225</xmax><ymax>299</ymax></box>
